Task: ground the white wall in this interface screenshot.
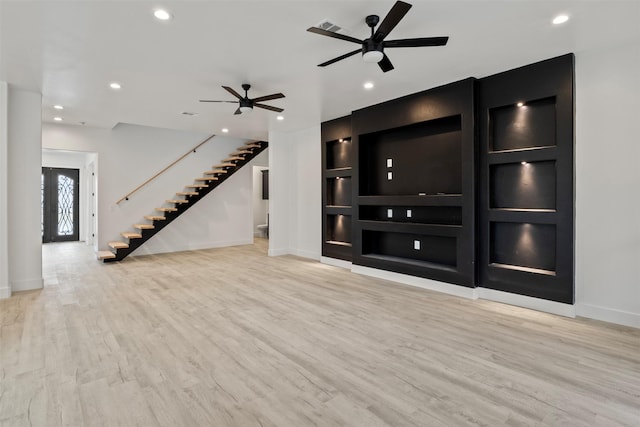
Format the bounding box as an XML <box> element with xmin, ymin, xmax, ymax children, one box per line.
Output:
<box><xmin>574</xmin><ymin>40</ymin><xmax>640</xmax><ymax>328</ymax></box>
<box><xmin>7</xmin><ymin>86</ymin><xmax>43</xmax><ymax>292</ymax></box>
<box><xmin>268</xmin><ymin>125</ymin><xmax>321</xmax><ymax>259</ymax></box>
<box><xmin>0</xmin><ymin>81</ymin><xmax>9</xmax><ymax>298</ymax></box>
<box><xmin>42</xmin><ymin>123</ymin><xmax>259</xmax><ymax>255</ymax></box>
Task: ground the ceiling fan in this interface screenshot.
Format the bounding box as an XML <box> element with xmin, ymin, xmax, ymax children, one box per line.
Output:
<box><xmin>200</xmin><ymin>84</ymin><xmax>285</xmax><ymax>115</ymax></box>
<box><xmin>307</xmin><ymin>0</ymin><xmax>448</xmax><ymax>72</ymax></box>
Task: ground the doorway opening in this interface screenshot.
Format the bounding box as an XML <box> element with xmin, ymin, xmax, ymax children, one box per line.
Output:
<box><xmin>41</xmin><ymin>167</ymin><xmax>80</xmax><ymax>243</ymax></box>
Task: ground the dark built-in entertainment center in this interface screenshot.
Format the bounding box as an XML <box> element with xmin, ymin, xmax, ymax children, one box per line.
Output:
<box><xmin>321</xmin><ymin>54</ymin><xmax>574</xmax><ymax>304</ymax></box>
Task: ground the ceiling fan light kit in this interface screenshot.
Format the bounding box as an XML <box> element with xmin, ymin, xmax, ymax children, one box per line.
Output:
<box><xmin>307</xmin><ymin>0</ymin><xmax>449</xmax><ymax>72</ymax></box>
<box><xmin>200</xmin><ymin>83</ymin><xmax>285</xmax><ymax>115</ymax></box>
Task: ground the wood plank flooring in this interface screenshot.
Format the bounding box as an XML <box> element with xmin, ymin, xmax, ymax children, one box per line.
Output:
<box><xmin>1</xmin><ymin>240</ymin><xmax>639</xmax><ymax>426</ymax></box>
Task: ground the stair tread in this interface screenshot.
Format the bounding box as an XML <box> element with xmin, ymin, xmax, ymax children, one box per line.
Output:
<box><xmin>231</xmin><ymin>150</ymin><xmax>252</xmax><ymax>155</ymax></box>
<box><xmin>214</xmin><ymin>163</ymin><xmax>236</xmax><ymax>168</ymax></box>
<box><xmin>108</xmin><ymin>241</ymin><xmax>129</xmax><ymax>249</ymax></box>
<box><xmin>133</xmin><ymin>224</ymin><xmax>154</xmax><ymax>229</ymax></box>
<box><xmin>194</xmin><ymin>177</ymin><xmax>218</xmax><ymax>181</ymax></box>
<box><xmin>176</xmin><ymin>192</ymin><xmax>198</xmax><ymax>196</ymax></box>
<box><xmin>166</xmin><ymin>199</ymin><xmax>188</xmax><ymax>204</ymax></box>
<box><xmin>144</xmin><ymin>215</ymin><xmax>166</xmax><ymax>221</ymax></box>
<box><xmin>204</xmin><ymin>169</ymin><xmax>227</xmax><ymax>175</ymax></box>
<box><xmin>186</xmin><ymin>184</ymin><xmax>208</xmax><ymax>188</ymax></box>
<box><xmin>121</xmin><ymin>232</ymin><xmax>142</xmax><ymax>239</ymax></box>
<box><xmin>155</xmin><ymin>207</ymin><xmax>178</xmax><ymax>212</ymax></box>
<box><xmin>97</xmin><ymin>250</ymin><xmax>116</xmax><ymax>260</ymax></box>
<box><xmin>223</xmin><ymin>157</ymin><xmax>243</xmax><ymax>162</ymax></box>
<box><xmin>243</xmin><ymin>144</ymin><xmax>261</xmax><ymax>149</ymax></box>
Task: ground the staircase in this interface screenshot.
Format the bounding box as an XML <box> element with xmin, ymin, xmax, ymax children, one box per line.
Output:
<box><xmin>97</xmin><ymin>140</ymin><xmax>268</xmax><ymax>262</ymax></box>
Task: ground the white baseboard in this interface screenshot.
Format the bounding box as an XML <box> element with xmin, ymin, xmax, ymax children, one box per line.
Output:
<box><xmin>268</xmin><ymin>248</ymin><xmax>289</xmax><ymax>257</ymax></box>
<box><xmin>320</xmin><ymin>256</ymin><xmax>352</xmax><ymax>270</ymax></box>
<box><xmin>0</xmin><ymin>285</ymin><xmax>11</xmax><ymax>299</ymax></box>
<box><xmin>576</xmin><ymin>303</ymin><xmax>640</xmax><ymax>329</ymax></box>
<box><xmin>10</xmin><ymin>277</ymin><xmax>43</xmax><ymax>292</ymax></box>
<box><xmin>131</xmin><ymin>239</ymin><xmax>252</xmax><ymax>256</ymax></box>
<box><xmin>477</xmin><ymin>287</ymin><xmax>576</xmax><ymax>318</ymax></box>
<box><xmin>291</xmin><ymin>248</ymin><xmax>320</xmax><ymax>261</ymax></box>
<box><xmin>351</xmin><ymin>264</ymin><xmax>478</xmax><ymax>299</ymax></box>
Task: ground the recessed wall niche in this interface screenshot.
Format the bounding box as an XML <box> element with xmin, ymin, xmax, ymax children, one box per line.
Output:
<box><xmin>322</xmin><ymin>115</ymin><xmax>353</xmax><ymax>261</ymax></box>
<box><xmin>479</xmin><ymin>53</ymin><xmax>574</xmax><ymax>303</ymax></box>
<box><xmin>352</xmin><ymin>78</ymin><xmax>476</xmax><ymax>287</ymax></box>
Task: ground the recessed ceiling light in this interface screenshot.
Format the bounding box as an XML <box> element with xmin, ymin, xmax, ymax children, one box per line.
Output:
<box><xmin>109</xmin><ymin>82</ymin><xmax>121</xmax><ymax>90</ymax></box>
<box><xmin>53</xmin><ymin>105</ymin><xmax>64</xmax><ymax>110</ymax></box>
<box><xmin>363</xmin><ymin>81</ymin><xmax>374</xmax><ymax>90</ymax></box>
<box><xmin>276</xmin><ymin>115</ymin><xmax>284</xmax><ymax>121</ymax></box>
<box><xmin>517</xmin><ymin>102</ymin><xmax>524</xmax><ymax>107</ymax></box>
<box><xmin>221</xmin><ymin>128</ymin><xmax>229</xmax><ymax>133</ymax></box>
<box><xmin>53</xmin><ymin>117</ymin><xmax>63</xmax><ymax>121</ymax></box>
<box><xmin>153</xmin><ymin>9</ymin><xmax>172</xmax><ymax>21</ymax></box>
<box><xmin>552</xmin><ymin>14</ymin><xmax>569</xmax><ymax>25</ymax></box>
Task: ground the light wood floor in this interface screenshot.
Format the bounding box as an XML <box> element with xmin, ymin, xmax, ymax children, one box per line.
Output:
<box><xmin>1</xmin><ymin>240</ymin><xmax>639</xmax><ymax>426</ymax></box>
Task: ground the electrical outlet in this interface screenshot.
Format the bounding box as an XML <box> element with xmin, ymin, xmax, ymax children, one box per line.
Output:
<box><xmin>387</xmin><ymin>209</ymin><xmax>393</xmax><ymax>218</ymax></box>
<box><xmin>387</xmin><ymin>171</ymin><xmax>393</xmax><ymax>180</ymax></box>
<box><xmin>414</xmin><ymin>240</ymin><xmax>420</xmax><ymax>250</ymax></box>
<box><xmin>407</xmin><ymin>209</ymin><xmax>412</xmax><ymax>218</ymax></box>
<box><xmin>387</xmin><ymin>158</ymin><xmax>393</xmax><ymax>168</ymax></box>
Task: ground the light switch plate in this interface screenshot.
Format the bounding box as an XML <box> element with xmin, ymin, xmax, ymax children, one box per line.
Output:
<box><xmin>407</xmin><ymin>209</ymin><xmax>412</xmax><ymax>218</ymax></box>
<box><xmin>387</xmin><ymin>158</ymin><xmax>393</xmax><ymax>168</ymax></box>
<box><xmin>387</xmin><ymin>209</ymin><xmax>393</xmax><ymax>218</ymax></box>
<box><xmin>414</xmin><ymin>240</ymin><xmax>420</xmax><ymax>250</ymax></box>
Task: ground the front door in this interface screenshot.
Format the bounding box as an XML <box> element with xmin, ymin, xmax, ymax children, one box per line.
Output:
<box><xmin>42</xmin><ymin>167</ymin><xmax>80</xmax><ymax>243</ymax></box>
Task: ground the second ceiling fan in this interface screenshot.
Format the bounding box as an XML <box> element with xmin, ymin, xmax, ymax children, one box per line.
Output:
<box><xmin>200</xmin><ymin>84</ymin><xmax>284</xmax><ymax>115</ymax></box>
<box><xmin>307</xmin><ymin>1</ymin><xmax>449</xmax><ymax>72</ymax></box>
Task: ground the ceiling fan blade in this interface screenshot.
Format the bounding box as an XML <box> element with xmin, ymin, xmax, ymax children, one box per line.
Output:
<box><xmin>307</xmin><ymin>27</ymin><xmax>363</xmax><ymax>45</ymax></box>
<box><xmin>199</xmin><ymin>100</ymin><xmax>237</xmax><ymax>103</ymax></box>
<box><xmin>252</xmin><ymin>93</ymin><xmax>285</xmax><ymax>103</ymax></box>
<box><xmin>234</xmin><ymin>108</ymin><xmax>242</xmax><ymax>115</ymax></box>
<box><xmin>318</xmin><ymin>48</ymin><xmax>362</xmax><ymax>67</ymax></box>
<box><xmin>255</xmin><ymin>103</ymin><xmax>284</xmax><ymax>113</ymax></box>
<box><xmin>373</xmin><ymin>1</ymin><xmax>412</xmax><ymax>42</ymax></box>
<box><xmin>385</xmin><ymin>36</ymin><xmax>449</xmax><ymax>48</ymax></box>
<box><xmin>222</xmin><ymin>86</ymin><xmax>243</xmax><ymax>99</ymax></box>
<box><xmin>378</xmin><ymin>54</ymin><xmax>394</xmax><ymax>72</ymax></box>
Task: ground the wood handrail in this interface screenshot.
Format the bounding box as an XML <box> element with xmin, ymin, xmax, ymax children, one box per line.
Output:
<box><xmin>116</xmin><ymin>134</ymin><xmax>216</xmax><ymax>204</ymax></box>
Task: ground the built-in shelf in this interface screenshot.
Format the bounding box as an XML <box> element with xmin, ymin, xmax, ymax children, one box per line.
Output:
<box><xmin>359</xmin><ymin>220</ymin><xmax>461</xmax><ymax>236</ymax></box>
<box><xmin>358</xmin><ymin>195</ymin><xmax>462</xmax><ymax>207</ymax></box>
<box><xmin>361</xmin><ymin>254</ymin><xmax>458</xmax><ymax>273</ymax></box>
<box><xmin>326</xmin><ymin>240</ymin><xmax>353</xmax><ymax>247</ymax></box>
<box><xmin>489</xmin><ymin>263</ymin><xmax>556</xmax><ymax>277</ymax></box>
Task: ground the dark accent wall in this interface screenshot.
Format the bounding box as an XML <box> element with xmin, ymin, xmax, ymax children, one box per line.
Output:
<box><xmin>322</xmin><ymin>115</ymin><xmax>353</xmax><ymax>261</ymax></box>
<box><xmin>478</xmin><ymin>54</ymin><xmax>575</xmax><ymax>303</ymax></box>
<box><xmin>320</xmin><ymin>54</ymin><xmax>574</xmax><ymax>304</ymax></box>
<box><xmin>352</xmin><ymin>78</ymin><xmax>476</xmax><ymax>287</ymax></box>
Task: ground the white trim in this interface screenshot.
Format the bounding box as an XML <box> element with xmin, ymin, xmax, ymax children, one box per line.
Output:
<box><xmin>576</xmin><ymin>303</ymin><xmax>640</xmax><ymax>329</ymax></box>
<box><xmin>351</xmin><ymin>264</ymin><xmax>478</xmax><ymax>299</ymax></box>
<box><xmin>10</xmin><ymin>277</ymin><xmax>44</xmax><ymax>292</ymax></box>
<box><xmin>291</xmin><ymin>248</ymin><xmax>320</xmax><ymax>260</ymax></box>
<box><xmin>477</xmin><ymin>287</ymin><xmax>576</xmax><ymax>318</ymax></box>
<box><xmin>131</xmin><ymin>239</ymin><xmax>253</xmax><ymax>256</ymax></box>
<box><xmin>320</xmin><ymin>256</ymin><xmax>352</xmax><ymax>270</ymax></box>
<box><xmin>0</xmin><ymin>81</ymin><xmax>9</xmax><ymax>298</ymax></box>
<box><xmin>268</xmin><ymin>248</ymin><xmax>289</xmax><ymax>257</ymax></box>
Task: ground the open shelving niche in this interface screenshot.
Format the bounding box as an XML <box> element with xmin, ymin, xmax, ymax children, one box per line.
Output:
<box><xmin>479</xmin><ymin>54</ymin><xmax>574</xmax><ymax>304</ymax></box>
<box><xmin>351</xmin><ymin>78</ymin><xmax>476</xmax><ymax>287</ymax></box>
<box><xmin>322</xmin><ymin>115</ymin><xmax>353</xmax><ymax>261</ymax></box>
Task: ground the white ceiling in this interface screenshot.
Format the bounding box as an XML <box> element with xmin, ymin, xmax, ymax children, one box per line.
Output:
<box><xmin>1</xmin><ymin>1</ymin><xmax>639</xmax><ymax>140</ymax></box>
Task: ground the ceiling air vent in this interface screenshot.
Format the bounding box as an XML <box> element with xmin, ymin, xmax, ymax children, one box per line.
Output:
<box><xmin>317</xmin><ymin>19</ymin><xmax>343</xmax><ymax>33</ymax></box>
